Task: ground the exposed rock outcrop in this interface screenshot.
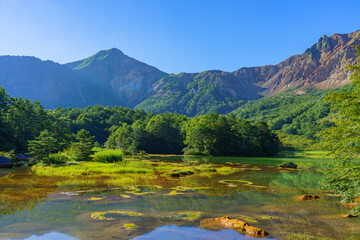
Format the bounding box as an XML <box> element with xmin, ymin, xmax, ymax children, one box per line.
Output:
<box><xmin>200</xmin><ymin>216</ymin><xmax>268</xmax><ymax>238</ymax></box>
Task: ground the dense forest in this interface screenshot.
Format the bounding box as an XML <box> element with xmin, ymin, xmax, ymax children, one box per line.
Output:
<box><xmin>231</xmin><ymin>85</ymin><xmax>354</xmax><ymax>149</ymax></box>
<box><xmin>0</xmin><ymin>86</ymin><xmax>280</xmax><ymax>163</ymax></box>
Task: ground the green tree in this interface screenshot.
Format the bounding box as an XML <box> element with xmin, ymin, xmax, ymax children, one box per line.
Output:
<box><xmin>318</xmin><ymin>46</ymin><xmax>360</xmax><ymax>214</ymax></box>
<box><xmin>71</xmin><ymin>129</ymin><xmax>95</xmax><ymax>161</ymax></box>
<box><xmin>105</xmin><ymin>123</ymin><xmax>139</xmax><ymax>153</ymax></box>
<box><xmin>27</xmin><ymin>129</ymin><xmax>58</xmax><ymax>162</ymax></box>
<box><xmin>145</xmin><ymin>113</ymin><xmax>187</xmax><ymax>154</ymax></box>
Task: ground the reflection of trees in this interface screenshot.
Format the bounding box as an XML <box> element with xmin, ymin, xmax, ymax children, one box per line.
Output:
<box><xmin>182</xmin><ymin>156</ymin><xmax>210</xmax><ymax>164</ymax></box>
<box><xmin>0</xmin><ymin>172</ymin><xmax>55</xmax><ymax>218</ymax></box>
<box><xmin>270</xmin><ymin>171</ymin><xmax>324</xmax><ymax>190</ymax></box>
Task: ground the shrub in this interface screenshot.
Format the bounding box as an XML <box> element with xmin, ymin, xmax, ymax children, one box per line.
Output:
<box><xmin>47</xmin><ymin>153</ymin><xmax>70</xmax><ymax>165</ymax></box>
<box><xmin>93</xmin><ymin>149</ymin><xmax>124</xmax><ymax>163</ymax></box>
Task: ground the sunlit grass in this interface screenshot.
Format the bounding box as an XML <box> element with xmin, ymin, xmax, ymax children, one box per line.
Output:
<box><xmin>287</xmin><ymin>233</ymin><xmax>335</xmax><ymax>240</ymax></box>
<box><xmin>32</xmin><ymin>161</ymin><xmax>153</xmax><ymax>177</ymax></box>
<box><xmin>93</xmin><ymin>149</ymin><xmax>124</xmax><ymax>163</ymax></box>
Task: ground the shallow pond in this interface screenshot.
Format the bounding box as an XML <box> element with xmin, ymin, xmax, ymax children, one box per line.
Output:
<box><xmin>0</xmin><ymin>155</ymin><xmax>358</xmax><ymax>240</ymax></box>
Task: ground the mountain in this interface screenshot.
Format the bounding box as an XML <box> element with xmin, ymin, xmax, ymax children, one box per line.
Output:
<box><xmin>66</xmin><ymin>48</ymin><xmax>167</xmax><ymax>107</ymax></box>
<box><xmin>134</xmin><ymin>71</ymin><xmax>264</xmax><ymax>116</ymax></box>
<box><xmin>254</xmin><ymin>31</ymin><xmax>360</xmax><ymax>95</ymax></box>
<box><xmin>133</xmin><ymin>30</ymin><xmax>360</xmax><ymax>115</ymax></box>
<box><xmin>0</xmin><ymin>56</ymin><xmax>85</xmax><ymax>108</ymax></box>
<box><xmin>0</xmin><ymin>30</ymin><xmax>359</xmax><ymax>114</ymax></box>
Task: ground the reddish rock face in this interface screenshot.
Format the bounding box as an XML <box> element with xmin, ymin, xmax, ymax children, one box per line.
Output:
<box><xmin>234</xmin><ymin>30</ymin><xmax>360</xmax><ymax>96</ymax></box>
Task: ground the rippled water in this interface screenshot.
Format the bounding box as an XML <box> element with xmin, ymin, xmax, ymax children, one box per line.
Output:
<box><xmin>0</xmin><ymin>155</ymin><xmax>358</xmax><ymax>240</ymax></box>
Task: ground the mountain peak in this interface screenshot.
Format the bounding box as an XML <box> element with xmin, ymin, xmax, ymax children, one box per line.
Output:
<box><xmin>98</xmin><ymin>48</ymin><xmax>125</xmax><ymax>56</ymax></box>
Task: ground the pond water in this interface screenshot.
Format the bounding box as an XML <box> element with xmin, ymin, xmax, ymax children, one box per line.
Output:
<box><xmin>0</xmin><ymin>155</ymin><xmax>358</xmax><ymax>240</ymax></box>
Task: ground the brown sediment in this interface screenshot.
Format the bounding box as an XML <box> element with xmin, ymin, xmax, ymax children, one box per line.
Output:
<box><xmin>199</xmin><ymin>216</ymin><xmax>268</xmax><ymax>238</ymax></box>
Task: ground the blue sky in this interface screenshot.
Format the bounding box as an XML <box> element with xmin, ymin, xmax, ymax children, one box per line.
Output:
<box><xmin>0</xmin><ymin>0</ymin><xmax>359</xmax><ymax>73</ymax></box>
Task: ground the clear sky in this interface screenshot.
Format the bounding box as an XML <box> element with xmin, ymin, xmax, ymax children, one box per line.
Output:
<box><xmin>0</xmin><ymin>0</ymin><xmax>359</xmax><ymax>73</ymax></box>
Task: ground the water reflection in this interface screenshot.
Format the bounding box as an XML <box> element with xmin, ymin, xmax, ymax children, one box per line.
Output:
<box><xmin>131</xmin><ymin>225</ymin><xmax>275</xmax><ymax>240</ymax></box>
<box><xmin>0</xmin><ymin>156</ymin><xmax>357</xmax><ymax>240</ymax></box>
<box><xmin>23</xmin><ymin>232</ymin><xmax>79</xmax><ymax>240</ymax></box>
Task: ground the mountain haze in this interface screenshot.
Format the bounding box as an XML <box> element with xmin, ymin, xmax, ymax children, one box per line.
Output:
<box><xmin>0</xmin><ymin>30</ymin><xmax>358</xmax><ymax>115</ymax></box>
<box><xmin>66</xmin><ymin>48</ymin><xmax>167</xmax><ymax>107</ymax></box>
<box><xmin>0</xmin><ymin>56</ymin><xmax>85</xmax><ymax>108</ymax></box>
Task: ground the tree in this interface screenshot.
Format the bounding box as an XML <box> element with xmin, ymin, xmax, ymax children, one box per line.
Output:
<box><xmin>71</xmin><ymin>129</ymin><xmax>95</xmax><ymax>161</ymax></box>
<box><xmin>318</xmin><ymin>46</ymin><xmax>360</xmax><ymax>214</ymax></box>
<box><xmin>27</xmin><ymin>129</ymin><xmax>58</xmax><ymax>162</ymax></box>
<box><xmin>145</xmin><ymin>113</ymin><xmax>187</xmax><ymax>154</ymax></box>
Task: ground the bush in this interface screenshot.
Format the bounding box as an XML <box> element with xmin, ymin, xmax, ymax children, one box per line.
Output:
<box><xmin>93</xmin><ymin>149</ymin><xmax>124</xmax><ymax>163</ymax></box>
<box><xmin>47</xmin><ymin>153</ymin><xmax>70</xmax><ymax>165</ymax></box>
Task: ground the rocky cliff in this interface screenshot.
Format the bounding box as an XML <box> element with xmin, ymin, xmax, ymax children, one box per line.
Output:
<box><xmin>254</xmin><ymin>30</ymin><xmax>360</xmax><ymax>95</ymax></box>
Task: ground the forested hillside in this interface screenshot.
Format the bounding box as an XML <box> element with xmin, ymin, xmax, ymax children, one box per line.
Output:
<box><xmin>134</xmin><ymin>71</ymin><xmax>262</xmax><ymax>116</ymax></box>
<box><xmin>0</xmin><ymin>87</ymin><xmax>280</xmax><ymax>159</ymax></box>
<box><xmin>231</xmin><ymin>85</ymin><xmax>354</xmax><ymax>149</ymax></box>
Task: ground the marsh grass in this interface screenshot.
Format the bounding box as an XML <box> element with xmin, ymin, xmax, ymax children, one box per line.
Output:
<box><xmin>32</xmin><ymin>161</ymin><xmax>153</xmax><ymax>177</ymax></box>
<box><xmin>124</xmin><ymin>223</ymin><xmax>139</xmax><ymax>230</ymax></box>
<box><xmin>287</xmin><ymin>233</ymin><xmax>335</xmax><ymax>240</ymax></box>
<box><xmin>93</xmin><ymin>149</ymin><xmax>124</xmax><ymax>163</ymax></box>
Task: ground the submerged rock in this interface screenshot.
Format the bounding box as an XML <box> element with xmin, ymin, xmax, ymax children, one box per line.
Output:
<box><xmin>296</xmin><ymin>194</ymin><xmax>320</xmax><ymax>201</ymax></box>
<box><xmin>279</xmin><ymin>162</ymin><xmax>297</xmax><ymax>169</ymax></box>
<box><xmin>200</xmin><ymin>216</ymin><xmax>268</xmax><ymax>238</ymax></box>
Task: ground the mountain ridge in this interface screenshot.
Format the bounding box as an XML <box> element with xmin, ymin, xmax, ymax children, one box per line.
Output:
<box><xmin>0</xmin><ymin>30</ymin><xmax>358</xmax><ymax>115</ymax></box>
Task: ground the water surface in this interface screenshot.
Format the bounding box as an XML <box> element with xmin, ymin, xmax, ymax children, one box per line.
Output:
<box><xmin>0</xmin><ymin>156</ymin><xmax>358</xmax><ymax>240</ymax></box>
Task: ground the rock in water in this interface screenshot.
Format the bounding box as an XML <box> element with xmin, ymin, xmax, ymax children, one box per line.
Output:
<box><xmin>199</xmin><ymin>216</ymin><xmax>268</xmax><ymax>238</ymax></box>
<box><xmin>280</xmin><ymin>162</ymin><xmax>297</xmax><ymax>169</ymax></box>
<box><xmin>298</xmin><ymin>194</ymin><xmax>320</xmax><ymax>201</ymax></box>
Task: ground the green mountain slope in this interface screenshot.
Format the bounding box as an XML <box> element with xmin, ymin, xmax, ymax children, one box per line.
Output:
<box><xmin>134</xmin><ymin>71</ymin><xmax>264</xmax><ymax>116</ymax></box>
<box><xmin>231</xmin><ymin>86</ymin><xmax>353</xmax><ymax>139</ymax></box>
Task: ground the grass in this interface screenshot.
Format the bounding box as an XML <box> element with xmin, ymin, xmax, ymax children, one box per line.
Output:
<box><xmin>124</xmin><ymin>223</ymin><xmax>139</xmax><ymax>230</ymax></box>
<box><xmin>93</xmin><ymin>149</ymin><xmax>124</xmax><ymax>163</ymax></box>
<box><xmin>32</xmin><ymin>161</ymin><xmax>153</xmax><ymax>177</ymax></box>
<box><xmin>287</xmin><ymin>233</ymin><xmax>335</xmax><ymax>240</ymax></box>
